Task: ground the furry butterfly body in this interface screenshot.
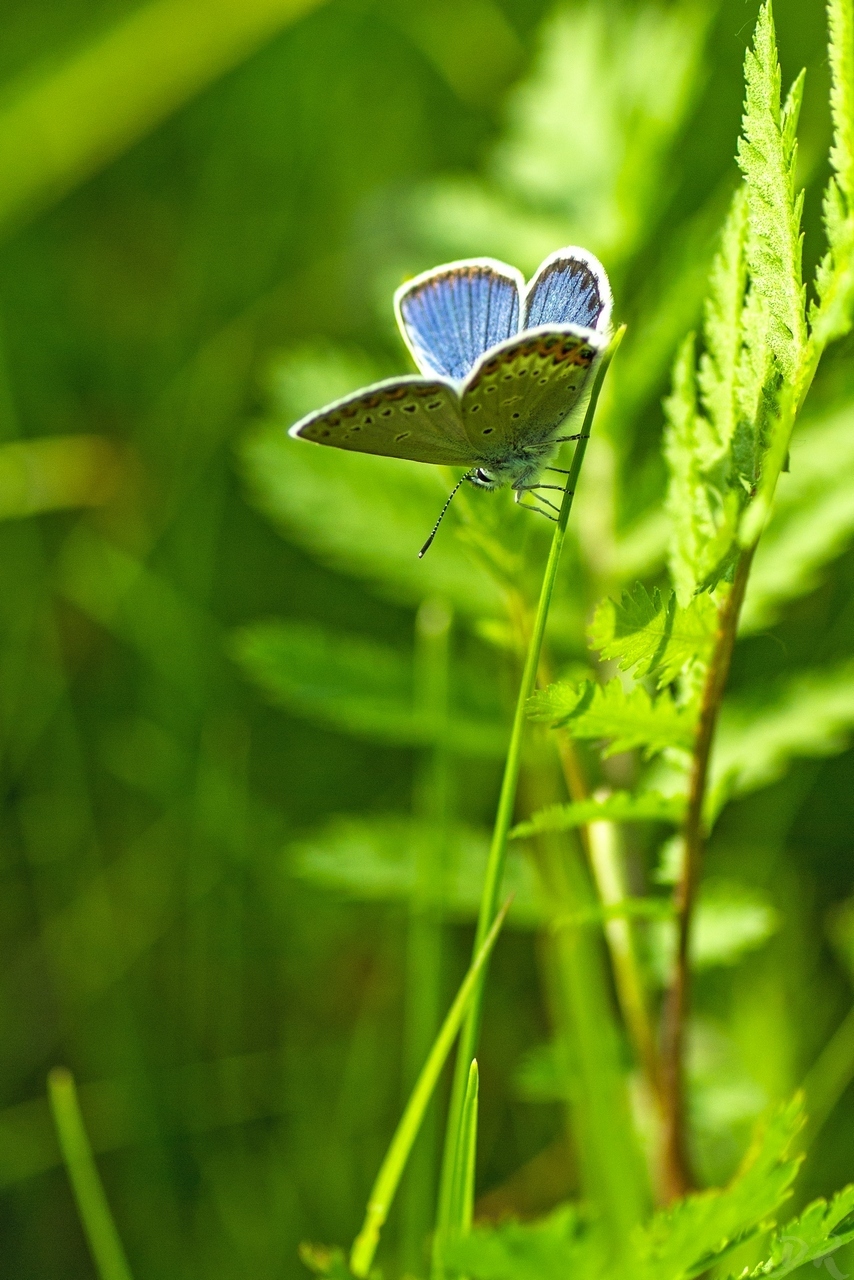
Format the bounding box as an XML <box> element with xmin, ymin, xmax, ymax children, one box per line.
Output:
<box><xmin>289</xmin><ymin>247</ymin><xmax>612</xmax><ymax>547</ymax></box>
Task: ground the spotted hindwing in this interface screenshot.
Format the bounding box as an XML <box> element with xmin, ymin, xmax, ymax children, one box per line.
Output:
<box><xmin>288</xmin><ymin>376</ymin><xmax>476</xmax><ymax>466</ymax></box>
<box><xmin>459</xmin><ymin>327</ymin><xmax>602</xmax><ymax>458</ymax></box>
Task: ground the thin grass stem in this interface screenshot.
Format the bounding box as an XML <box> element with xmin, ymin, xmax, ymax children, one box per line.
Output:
<box><xmin>47</xmin><ymin>1067</ymin><xmax>134</xmax><ymax>1280</ymax></box>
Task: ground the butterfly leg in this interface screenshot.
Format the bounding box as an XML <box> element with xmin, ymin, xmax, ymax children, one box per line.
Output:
<box><xmin>516</xmin><ymin>485</ymin><xmax>562</xmax><ymax>514</ymax></box>
<box><xmin>515</xmin><ymin>488</ymin><xmax>562</xmax><ymax>517</ymax></box>
<box><xmin>516</xmin><ymin>500</ymin><xmax>558</xmax><ymax>522</ymax></box>
<box><xmin>547</xmin><ymin>467</ymin><xmax>571</xmax><ymax>474</ymax></box>
<box><xmin>552</xmin><ymin>433</ymin><xmax>590</xmax><ymax>443</ymax></box>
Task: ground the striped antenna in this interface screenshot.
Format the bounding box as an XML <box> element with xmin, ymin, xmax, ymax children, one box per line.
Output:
<box><xmin>418</xmin><ymin>473</ymin><xmax>472</xmax><ymax>559</ymax></box>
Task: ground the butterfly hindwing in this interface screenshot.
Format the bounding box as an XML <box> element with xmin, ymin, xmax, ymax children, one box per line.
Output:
<box><xmin>523</xmin><ymin>247</ymin><xmax>612</xmax><ymax>335</ymax></box>
<box><xmin>459</xmin><ymin>327</ymin><xmax>603</xmax><ymax>458</ymax></box>
<box><xmin>395</xmin><ymin>259</ymin><xmax>524</xmax><ymax>382</ymax></box>
<box><xmin>288</xmin><ymin>376</ymin><xmax>475</xmax><ymax>466</ymax></box>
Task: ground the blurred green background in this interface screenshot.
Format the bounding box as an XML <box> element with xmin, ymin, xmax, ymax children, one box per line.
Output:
<box><xmin>3</xmin><ymin>0</ymin><xmax>854</xmax><ymax>1276</ymax></box>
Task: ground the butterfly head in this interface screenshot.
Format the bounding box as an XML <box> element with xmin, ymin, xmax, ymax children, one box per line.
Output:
<box><xmin>468</xmin><ymin>466</ymin><xmax>499</xmax><ymax>489</ymax></box>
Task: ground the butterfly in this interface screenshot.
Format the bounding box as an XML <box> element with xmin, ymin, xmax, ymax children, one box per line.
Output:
<box><xmin>289</xmin><ymin>247</ymin><xmax>612</xmax><ymax>555</ymax></box>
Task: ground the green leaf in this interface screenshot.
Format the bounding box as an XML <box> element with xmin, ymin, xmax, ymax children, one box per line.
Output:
<box><xmin>629</xmin><ymin>1096</ymin><xmax>804</xmax><ymax>1280</ymax></box>
<box><xmin>743</xmin><ymin>1183</ymin><xmax>854</xmax><ymax>1278</ymax></box>
<box><xmin>737</xmin><ymin>3</ymin><xmax>807</xmax><ymax>384</ymax></box>
<box><xmin>649</xmin><ymin>880</ymin><xmax>780</xmax><ymax>982</ymax></box>
<box><xmin>710</xmin><ymin>662</ymin><xmax>854</xmax><ymax>818</ymax></box>
<box><xmin>588</xmin><ymin>584</ymin><xmax>716</xmax><ymax>687</ymax></box>
<box><xmin>446</xmin><ymin>1101</ymin><xmax>806</xmax><ymax>1280</ymax></box>
<box><xmin>698</xmin><ymin>187</ymin><xmax>749</xmax><ymax>457</ymax></box>
<box><xmin>446</xmin><ymin>1203</ymin><xmax>602</xmax><ymax>1280</ymax></box>
<box><xmin>528</xmin><ymin>678</ymin><xmax>696</xmax><ymax>757</ymax></box>
<box><xmin>741</xmin><ymin>403</ymin><xmax>854</xmax><ymax>630</ymax></box>
<box><xmin>288</xmin><ymin>815</ymin><xmax>546</xmax><ymax>927</ymax></box>
<box><xmin>811</xmin><ymin>0</ymin><xmax>854</xmax><ymax>349</ymax></box>
<box><xmin>664</xmin><ymin>337</ymin><xmax>743</xmax><ymax>605</ymax></box>
<box><xmin>510</xmin><ymin>790</ymin><xmax>685</xmax><ymax>839</ymax></box>
<box><xmin>232</xmin><ymin>620</ymin><xmax>506</xmax><ymax>757</ymax></box>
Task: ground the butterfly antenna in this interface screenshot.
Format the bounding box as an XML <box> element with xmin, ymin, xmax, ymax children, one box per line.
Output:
<box><xmin>418</xmin><ymin>473</ymin><xmax>471</xmax><ymax>559</ymax></box>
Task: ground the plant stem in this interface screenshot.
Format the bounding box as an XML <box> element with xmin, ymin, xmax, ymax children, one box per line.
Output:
<box><xmin>660</xmin><ymin>545</ymin><xmax>755</xmax><ymax>1200</ymax></box>
<box><xmin>433</xmin><ymin>329</ymin><xmax>625</xmax><ymax>1275</ymax></box>
<box><xmin>586</xmin><ymin>804</ymin><xmax>661</xmax><ymax>1104</ymax></box>
<box><xmin>47</xmin><ymin>1067</ymin><xmax>134</xmax><ymax>1280</ymax></box>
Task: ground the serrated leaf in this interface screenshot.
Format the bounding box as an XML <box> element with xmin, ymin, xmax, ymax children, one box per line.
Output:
<box><xmin>288</xmin><ymin>815</ymin><xmax>545</xmax><ymax>927</ymax></box>
<box><xmin>664</xmin><ymin>337</ymin><xmax>743</xmax><ymax>605</ymax></box>
<box><xmin>699</xmin><ymin>187</ymin><xmax>749</xmax><ymax>456</ymax></box>
<box><xmin>446</xmin><ymin>1203</ymin><xmax>603</xmax><ymax>1280</ymax></box>
<box><xmin>742</xmin><ymin>403</ymin><xmax>854</xmax><ymax>630</ymax></box>
<box><xmin>446</xmin><ymin>1102</ymin><xmax>806</xmax><ymax>1280</ymax></box>
<box><xmin>529</xmin><ymin>678</ymin><xmax>696</xmax><ymax>757</ymax></box>
<box><xmin>742</xmin><ymin>1183</ymin><xmax>854</xmax><ymax>1278</ymax></box>
<box><xmin>710</xmin><ymin>662</ymin><xmax>854</xmax><ymax>818</ymax></box>
<box><xmin>510</xmin><ymin>790</ymin><xmax>685</xmax><ymax>840</ymax></box>
<box><xmin>628</xmin><ymin>1097</ymin><xmax>804</xmax><ymax>1280</ymax></box>
<box><xmin>811</xmin><ymin>0</ymin><xmax>854</xmax><ymax>349</ymax></box>
<box><xmin>737</xmin><ymin>3</ymin><xmax>806</xmax><ymax>384</ymax></box>
<box><xmin>588</xmin><ymin>584</ymin><xmax>716</xmax><ymax>687</ymax></box>
<box><xmin>232</xmin><ymin>620</ymin><xmax>506</xmax><ymax>758</ymax></box>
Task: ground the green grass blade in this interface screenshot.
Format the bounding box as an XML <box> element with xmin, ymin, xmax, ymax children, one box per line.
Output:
<box><xmin>0</xmin><ymin>0</ymin><xmax>326</xmax><ymax>239</ymax></box>
<box><xmin>47</xmin><ymin>1068</ymin><xmax>134</xmax><ymax>1280</ymax></box>
<box><xmin>349</xmin><ymin>898</ymin><xmax>511</xmax><ymax>1279</ymax></box>
<box><xmin>447</xmin><ymin>1060</ymin><xmax>479</xmax><ymax>1243</ymax></box>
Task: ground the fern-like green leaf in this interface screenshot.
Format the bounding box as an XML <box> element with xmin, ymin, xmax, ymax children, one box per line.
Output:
<box><xmin>742</xmin><ymin>1183</ymin><xmax>854</xmax><ymax>1278</ymax></box>
<box><xmin>629</xmin><ymin>1096</ymin><xmax>804</xmax><ymax>1280</ymax></box>
<box><xmin>664</xmin><ymin>336</ymin><xmax>743</xmax><ymax>604</ymax></box>
<box><xmin>588</xmin><ymin>584</ymin><xmax>716</xmax><ymax>686</ymax></box>
<box><xmin>446</xmin><ymin>1203</ymin><xmax>601</xmax><ymax>1280</ymax></box>
<box><xmin>737</xmin><ymin>2</ymin><xmax>807</xmax><ymax>384</ymax></box>
<box><xmin>232</xmin><ymin>620</ymin><xmax>507</xmax><ymax>757</ymax></box>
<box><xmin>510</xmin><ymin>790</ymin><xmax>685</xmax><ymax>839</ymax></box>
<box><xmin>288</xmin><ymin>814</ymin><xmax>545</xmax><ymax>926</ymax></box>
<box><xmin>447</xmin><ymin>1101</ymin><xmax>805</xmax><ymax>1280</ymax></box>
<box><xmin>699</xmin><ymin>187</ymin><xmax>749</xmax><ymax>454</ymax></box>
<box><xmin>811</xmin><ymin>0</ymin><xmax>854</xmax><ymax>349</ymax></box>
<box><xmin>528</xmin><ymin>678</ymin><xmax>696</xmax><ymax>757</ymax></box>
<box><xmin>741</xmin><ymin>403</ymin><xmax>854</xmax><ymax>630</ymax></box>
<box><xmin>710</xmin><ymin>662</ymin><xmax>854</xmax><ymax>817</ymax></box>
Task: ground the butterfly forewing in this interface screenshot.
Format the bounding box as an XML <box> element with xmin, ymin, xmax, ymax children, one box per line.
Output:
<box><xmin>460</xmin><ymin>327</ymin><xmax>602</xmax><ymax>457</ymax></box>
<box><xmin>288</xmin><ymin>377</ymin><xmax>476</xmax><ymax>466</ymax></box>
<box><xmin>395</xmin><ymin>259</ymin><xmax>523</xmax><ymax>382</ymax></box>
<box><xmin>524</xmin><ymin>247</ymin><xmax>612</xmax><ymax>334</ymax></box>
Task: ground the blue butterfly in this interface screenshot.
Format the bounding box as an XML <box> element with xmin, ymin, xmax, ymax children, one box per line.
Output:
<box><xmin>289</xmin><ymin>247</ymin><xmax>612</xmax><ymax>554</ymax></box>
